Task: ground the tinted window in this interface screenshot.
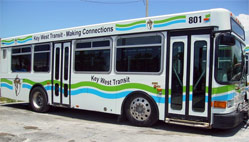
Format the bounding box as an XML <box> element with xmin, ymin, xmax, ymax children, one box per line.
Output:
<box><xmin>12</xmin><ymin>49</ymin><xmax>21</xmax><ymax>54</ymax></box>
<box><xmin>76</xmin><ymin>42</ymin><xmax>91</xmax><ymax>49</ymax></box>
<box><xmin>55</xmin><ymin>48</ymin><xmax>60</xmax><ymax>79</ymax></box>
<box><xmin>12</xmin><ymin>55</ymin><xmax>31</xmax><ymax>72</ymax></box>
<box><xmin>75</xmin><ymin>39</ymin><xmax>111</xmax><ymax>72</ymax></box>
<box><xmin>116</xmin><ymin>46</ymin><xmax>161</xmax><ymax>72</ymax></box>
<box><xmin>75</xmin><ymin>50</ymin><xmax>110</xmax><ymax>71</ymax></box>
<box><xmin>116</xmin><ymin>34</ymin><xmax>162</xmax><ymax>73</ymax></box>
<box><xmin>34</xmin><ymin>44</ymin><xmax>50</xmax><ymax>51</ymax></box>
<box><xmin>34</xmin><ymin>53</ymin><xmax>50</xmax><ymax>72</ymax></box>
<box><xmin>192</xmin><ymin>41</ymin><xmax>207</xmax><ymax>112</ymax></box>
<box><xmin>93</xmin><ymin>40</ymin><xmax>110</xmax><ymax>47</ymax></box>
<box><xmin>33</xmin><ymin>44</ymin><xmax>50</xmax><ymax>72</ymax></box>
<box><xmin>64</xmin><ymin>47</ymin><xmax>69</xmax><ymax>80</ymax></box>
<box><xmin>2</xmin><ymin>49</ymin><xmax>6</xmax><ymax>59</ymax></box>
<box><xmin>11</xmin><ymin>47</ymin><xmax>31</xmax><ymax>72</ymax></box>
<box><xmin>231</xmin><ymin>18</ymin><xmax>245</xmax><ymax>40</ymax></box>
<box><xmin>117</xmin><ymin>35</ymin><xmax>161</xmax><ymax>46</ymax></box>
<box><xmin>216</xmin><ymin>37</ymin><xmax>243</xmax><ymax>83</ymax></box>
<box><xmin>171</xmin><ymin>42</ymin><xmax>184</xmax><ymax>110</ymax></box>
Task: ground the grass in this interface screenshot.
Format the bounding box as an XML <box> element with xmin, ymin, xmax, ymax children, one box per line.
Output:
<box><xmin>0</xmin><ymin>97</ymin><xmax>18</xmax><ymax>103</ymax></box>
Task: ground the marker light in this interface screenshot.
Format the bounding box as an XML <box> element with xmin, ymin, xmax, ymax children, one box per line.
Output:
<box><xmin>213</xmin><ymin>101</ymin><xmax>227</xmax><ymax>109</ymax></box>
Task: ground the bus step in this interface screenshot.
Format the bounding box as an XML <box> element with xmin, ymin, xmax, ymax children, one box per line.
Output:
<box><xmin>165</xmin><ymin>118</ymin><xmax>210</xmax><ymax>128</ymax></box>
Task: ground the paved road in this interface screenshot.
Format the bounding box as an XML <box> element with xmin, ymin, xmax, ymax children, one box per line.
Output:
<box><xmin>0</xmin><ymin>103</ymin><xmax>249</xmax><ymax>142</ymax></box>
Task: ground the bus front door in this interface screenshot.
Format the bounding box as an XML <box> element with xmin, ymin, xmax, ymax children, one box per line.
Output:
<box><xmin>52</xmin><ymin>42</ymin><xmax>71</xmax><ymax>106</ymax></box>
<box><xmin>166</xmin><ymin>31</ymin><xmax>211</xmax><ymax>126</ymax></box>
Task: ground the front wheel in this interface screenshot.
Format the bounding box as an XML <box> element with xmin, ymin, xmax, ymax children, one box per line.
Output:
<box><xmin>30</xmin><ymin>87</ymin><xmax>50</xmax><ymax>113</ymax></box>
<box><xmin>125</xmin><ymin>94</ymin><xmax>158</xmax><ymax>127</ymax></box>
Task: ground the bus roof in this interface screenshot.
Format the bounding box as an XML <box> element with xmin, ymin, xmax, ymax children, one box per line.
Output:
<box><xmin>0</xmin><ymin>8</ymin><xmax>244</xmax><ymax>48</ymax></box>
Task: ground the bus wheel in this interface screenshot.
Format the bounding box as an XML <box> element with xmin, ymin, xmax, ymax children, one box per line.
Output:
<box><xmin>125</xmin><ymin>94</ymin><xmax>158</xmax><ymax>127</ymax></box>
<box><xmin>30</xmin><ymin>87</ymin><xmax>50</xmax><ymax>113</ymax></box>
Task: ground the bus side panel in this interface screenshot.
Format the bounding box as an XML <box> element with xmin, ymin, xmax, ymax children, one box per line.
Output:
<box><xmin>70</xmin><ymin>73</ymin><xmax>166</xmax><ymax>121</ymax></box>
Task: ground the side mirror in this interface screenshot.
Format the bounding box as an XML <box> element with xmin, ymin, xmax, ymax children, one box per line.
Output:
<box><xmin>219</xmin><ymin>33</ymin><xmax>235</xmax><ymax>46</ymax></box>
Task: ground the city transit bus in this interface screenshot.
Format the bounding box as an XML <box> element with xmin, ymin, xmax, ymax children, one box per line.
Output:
<box><xmin>0</xmin><ymin>8</ymin><xmax>248</xmax><ymax>129</ymax></box>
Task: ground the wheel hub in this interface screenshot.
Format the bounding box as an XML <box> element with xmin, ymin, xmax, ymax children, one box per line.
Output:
<box><xmin>33</xmin><ymin>92</ymin><xmax>44</xmax><ymax>109</ymax></box>
<box><xmin>130</xmin><ymin>97</ymin><xmax>151</xmax><ymax>121</ymax></box>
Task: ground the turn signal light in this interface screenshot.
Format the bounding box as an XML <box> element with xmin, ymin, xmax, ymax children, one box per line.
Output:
<box><xmin>157</xmin><ymin>88</ymin><xmax>162</xmax><ymax>92</ymax></box>
<box><xmin>213</xmin><ymin>101</ymin><xmax>227</xmax><ymax>109</ymax></box>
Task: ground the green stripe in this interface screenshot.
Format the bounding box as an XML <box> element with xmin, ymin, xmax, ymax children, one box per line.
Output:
<box><xmin>22</xmin><ymin>79</ymin><xmax>164</xmax><ymax>95</ymax></box>
<box><xmin>1</xmin><ymin>78</ymin><xmax>13</xmax><ymax>85</ymax></box>
<box><xmin>154</xmin><ymin>15</ymin><xmax>186</xmax><ymax>24</ymax></box>
<box><xmin>245</xmin><ymin>46</ymin><xmax>249</xmax><ymax>50</ymax></box>
<box><xmin>2</xmin><ymin>39</ymin><xmax>14</xmax><ymax>43</ymax></box>
<box><xmin>71</xmin><ymin>81</ymin><xmax>165</xmax><ymax>95</ymax></box>
<box><xmin>17</xmin><ymin>36</ymin><xmax>32</xmax><ymax>41</ymax></box>
<box><xmin>116</xmin><ymin>20</ymin><xmax>146</xmax><ymax>28</ymax></box>
<box><xmin>205</xmin><ymin>14</ymin><xmax>210</xmax><ymax>18</ymax></box>
<box><xmin>23</xmin><ymin>79</ymin><xmax>51</xmax><ymax>86</ymax></box>
<box><xmin>212</xmin><ymin>85</ymin><xmax>235</xmax><ymax>94</ymax></box>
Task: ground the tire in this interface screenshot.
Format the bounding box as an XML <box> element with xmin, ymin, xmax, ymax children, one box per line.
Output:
<box><xmin>30</xmin><ymin>87</ymin><xmax>50</xmax><ymax>113</ymax></box>
<box><xmin>125</xmin><ymin>93</ymin><xmax>158</xmax><ymax>127</ymax></box>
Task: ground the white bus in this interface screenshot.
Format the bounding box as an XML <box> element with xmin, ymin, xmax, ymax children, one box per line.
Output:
<box><xmin>0</xmin><ymin>8</ymin><xmax>248</xmax><ymax>129</ymax></box>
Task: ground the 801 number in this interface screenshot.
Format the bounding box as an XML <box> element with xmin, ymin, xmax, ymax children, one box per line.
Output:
<box><xmin>189</xmin><ymin>16</ymin><xmax>202</xmax><ymax>24</ymax></box>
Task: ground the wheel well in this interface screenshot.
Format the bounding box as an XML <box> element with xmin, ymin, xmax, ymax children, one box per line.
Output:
<box><xmin>121</xmin><ymin>91</ymin><xmax>159</xmax><ymax>119</ymax></box>
<box><xmin>29</xmin><ymin>84</ymin><xmax>49</xmax><ymax>104</ymax></box>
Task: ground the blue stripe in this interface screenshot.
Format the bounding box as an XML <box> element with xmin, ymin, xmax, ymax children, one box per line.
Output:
<box><xmin>212</xmin><ymin>92</ymin><xmax>235</xmax><ymax>101</ymax></box>
<box><xmin>2</xmin><ymin>41</ymin><xmax>15</xmax><ymax>45</ymax></box>
<box><xmin>71</xmin><ymin>88</ymin><xmax>131</xmax><ymax>99</ymax></box>
<box><xmin>116</xmin><ymin>24</ymin><xmax>146</xmax><ymax>31</ymax></box>
<box><xmin>22</xmin><ymin>84</ymin><xmax>31</xmax><ymax>89</ymax></box>
<box><xmin>71</xmin><ymin>88</ymin><xmax>164</xmax><ymax>103</ymax></box>
<box><xmin>45</xmin><ymin>86</ymin><xmax>52</xmax><ymax>91</ymax></box>
<box><xmin>153</xmin><ymin>20</ymin><xmax>186</xmax><ymax>28</ymax></box>
<box><xmin>151</xmin><ymin>95</ymin><xmax>165</xmax><ymax>103</ymax></box>
<box><xmin>245</xmin><ymin>49</ymin><xmax>249</xmax><ymax>52</ymax></box>
<box><xmin>0</xmin><ymin>83</ymin><xmax>13</xmax><ymax>90</ymax></box>
<box><xmin>22</xmin><ymin>83</ymin><xmax>51</xmax><ymax>91</ymax></box>
<box><xmin>17</xmin><ymin>38</ymin><xmax>32</xmax><ymax>43</ymax></box>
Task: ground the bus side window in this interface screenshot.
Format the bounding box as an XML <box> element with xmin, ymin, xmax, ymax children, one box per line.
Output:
<box><xmin>11</xmin><ymin>47</ymin><xmax>31</xmax><ymax>72</ymax></box>
<box><xmin>33</xmin><ymin>44</ymin><xmax>50</xmax><ymax>72</ymax></box>
<box><xmin>2</xmin><ymin>49</ymin><xmax>6</xmax><ymax>59</ymax></box>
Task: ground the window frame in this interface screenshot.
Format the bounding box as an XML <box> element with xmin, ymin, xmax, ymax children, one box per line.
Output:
<box><xmin>33</xmin><ymin>43</ymin><xmax>51</xmax><ymax>73</ymax></box>
<box><xmin>73</xmin><ymin>37</ymin><xmax>112</xmax><ymax>74</ymax></box>
<box><xmin>11</xmin><ymin>45</ymin><xmax>32</xmax><ymax>73</ymax></box>
<box><xmin>115</xmin><ymin>32</ymin><xmax>164</xmax><ymax>75</ymax></box>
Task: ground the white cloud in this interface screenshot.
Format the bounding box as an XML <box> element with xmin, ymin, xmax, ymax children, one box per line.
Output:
<box><xmin>237</xmin><ymin>14</ymin><xmax>249</xmax><ymax>46</ymax></box>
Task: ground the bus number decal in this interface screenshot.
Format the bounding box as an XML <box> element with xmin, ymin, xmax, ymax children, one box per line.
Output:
<box><xmin>189</xmin><ymin>16</ymin><xmax>202</xmax><ymax>24</ymax></box>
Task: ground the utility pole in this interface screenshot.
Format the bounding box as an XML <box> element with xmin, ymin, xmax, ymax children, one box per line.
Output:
<box><xmin>146</xmin><ymin>0</ymin><xmax>148</xmax><ymax>17</ymax></box>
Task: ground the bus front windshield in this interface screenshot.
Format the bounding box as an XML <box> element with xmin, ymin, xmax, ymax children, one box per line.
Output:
<box><xmin>215</xmin><ymin>34</ymin><xmax>244</xmax><ymax>83</ymax></box>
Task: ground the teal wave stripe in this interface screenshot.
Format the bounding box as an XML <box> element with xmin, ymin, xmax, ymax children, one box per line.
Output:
<box><xmin>71</xmin><ymin>81</ymin><xmax>165</xmax><ymax>95</ymax></box>
<box><xmin>154</xmin><ymin>15</ymin><xmax>186</xmax><ymax>24</ymax></box>
<box><xmin>17</xmin><ymin>36</ymin><xmax>32</xmax><ymax>41</ymax></box>
<box><xmin>116</xmin><ymin>20</ymin><xmax>146</xmax><ymax>28</ymax></box>
<box><xmin>22</xmin><ymin>79</ymin><xmax>164</xmax><ymax>95</ymax></box>
<box><xmin>1</xmin><ymin>78</ymin><xmax>13</xmax><ymax>85</ymax></box>
<box><xmin>2</xmin><ymin>39</ymin><xmax>14</xmax><ymax>43</ymax></box>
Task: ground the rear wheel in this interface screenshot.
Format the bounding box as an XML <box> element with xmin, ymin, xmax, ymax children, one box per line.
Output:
<box><xmin>125</xmin><ymin>94</ymin><xmax>158</xmax><ymax>126</ymax></box>
<box><xmin>30</xmin><ymin>87</ymin><xmax>50</xmax><ymax>113</ymax></box>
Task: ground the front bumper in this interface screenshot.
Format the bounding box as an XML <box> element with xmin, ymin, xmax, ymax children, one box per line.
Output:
<box><xmin>212</xmin><ymin>102</ymin><xmax>249</xmax><ymax>129</ymax></box>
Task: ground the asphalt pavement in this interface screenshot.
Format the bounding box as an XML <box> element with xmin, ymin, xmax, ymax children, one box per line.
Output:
<box><xmin>0</xmin><ymin>103</ymin><xmax>249</xmax><ymax>142</ymax></box>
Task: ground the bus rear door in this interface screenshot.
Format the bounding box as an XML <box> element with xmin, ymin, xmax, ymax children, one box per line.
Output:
<box><xmin>52</xmin><ymin>42</ymin><xmax>71</xmax><ymax>106</ymax></box>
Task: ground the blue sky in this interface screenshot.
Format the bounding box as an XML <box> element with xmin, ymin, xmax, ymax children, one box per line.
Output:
<box><xmin>0</xmin><ymin>0</ymin><xmax>248</xmax><ymax>39</ymax></box>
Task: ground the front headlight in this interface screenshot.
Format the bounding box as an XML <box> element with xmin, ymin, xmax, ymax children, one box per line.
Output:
<box><xmin>227</xmin><ymin>99</ymin><xmax>234</xmax><ymax>108</ymax></box>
